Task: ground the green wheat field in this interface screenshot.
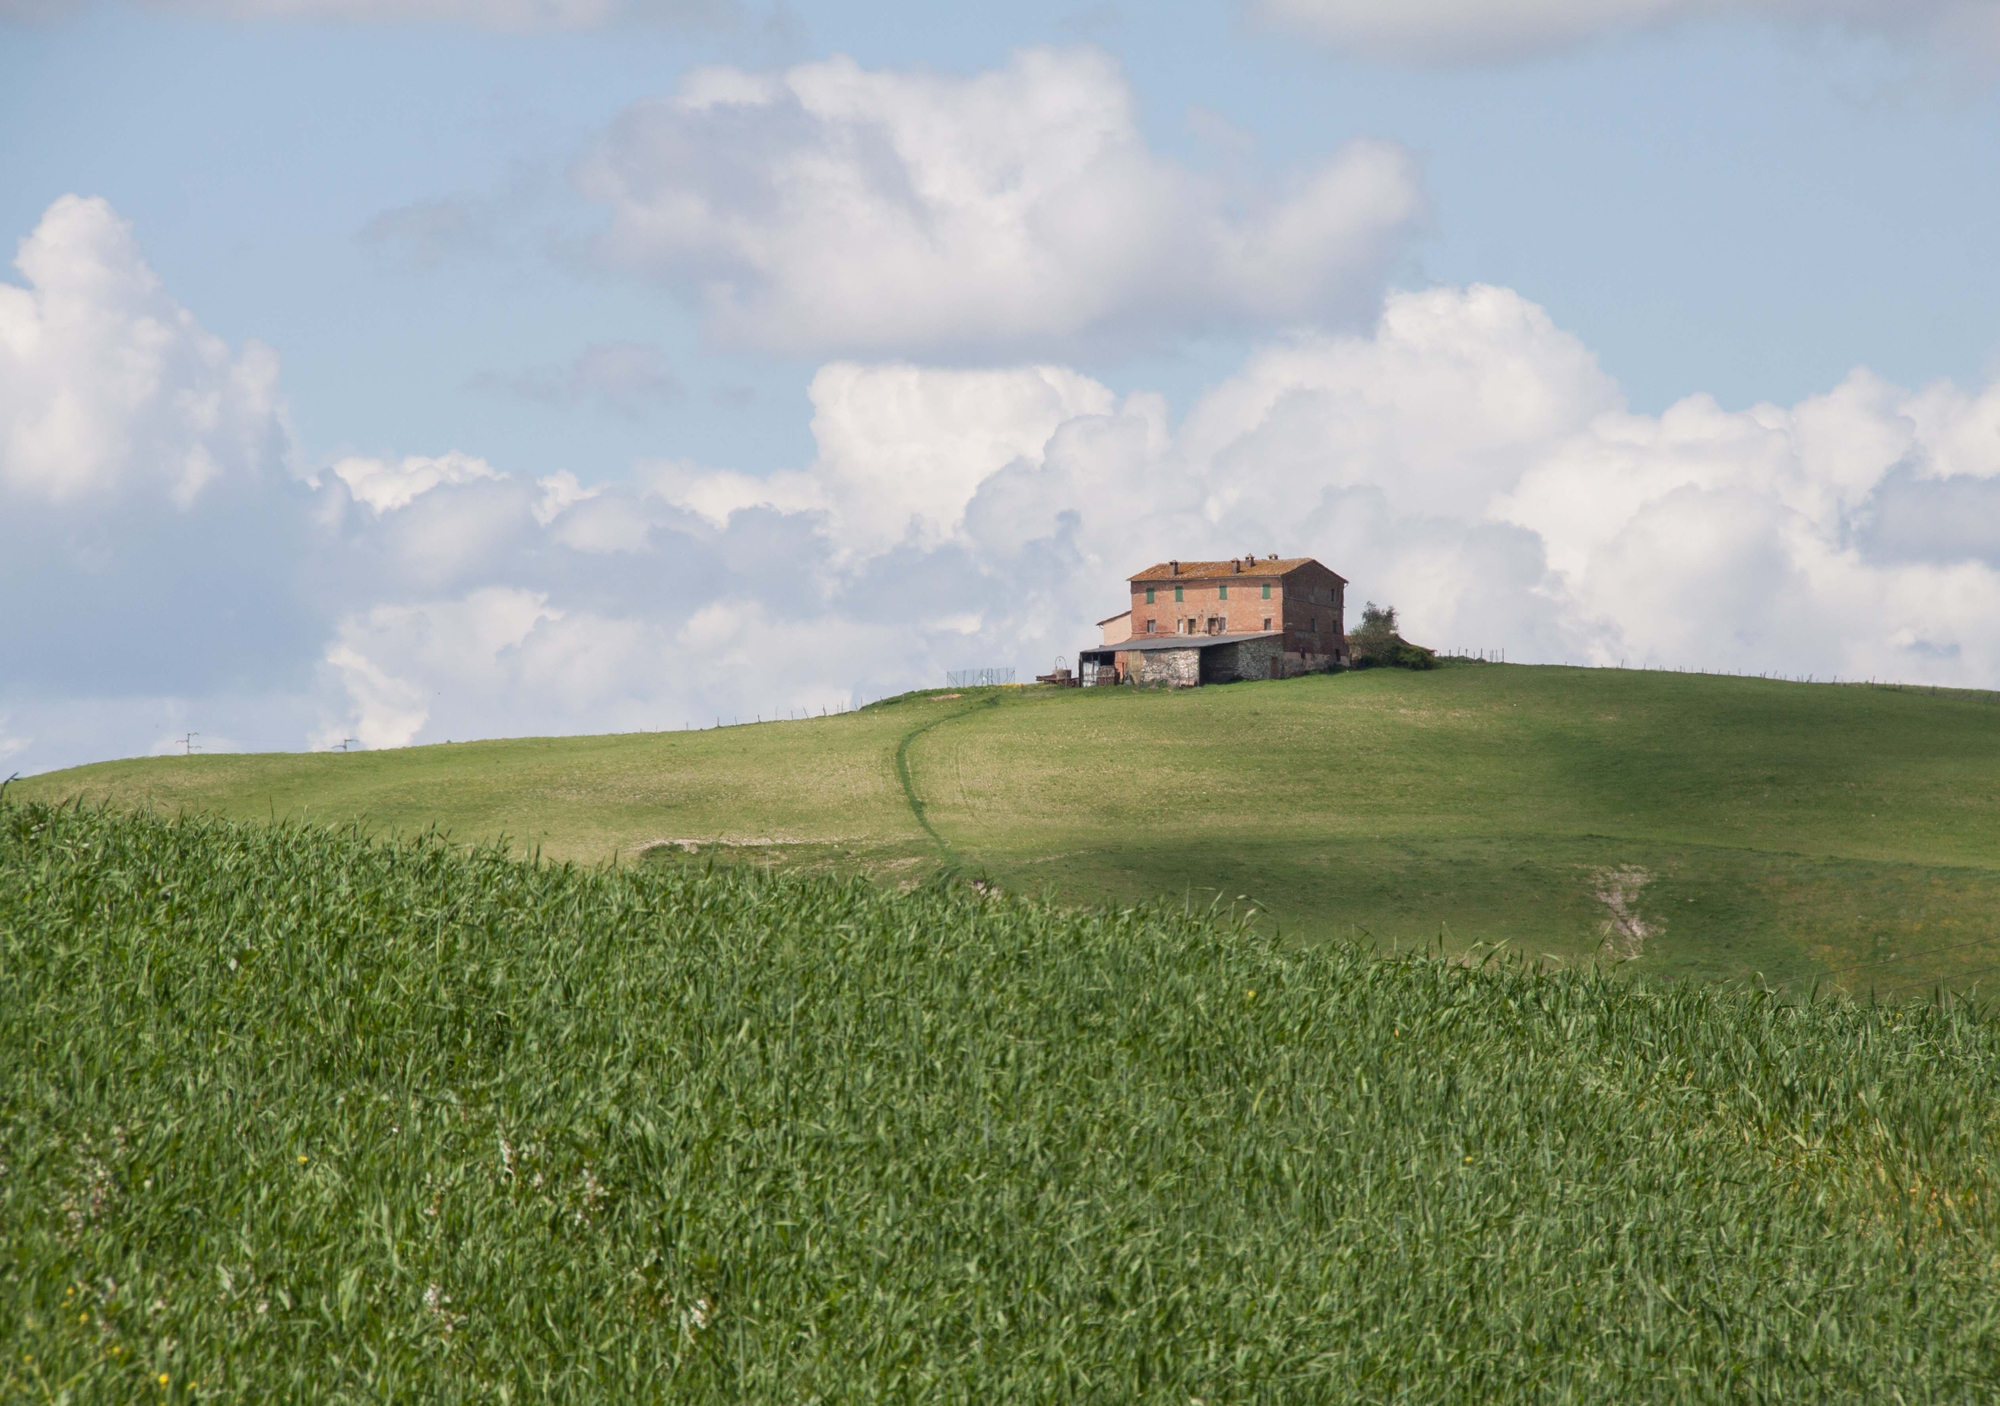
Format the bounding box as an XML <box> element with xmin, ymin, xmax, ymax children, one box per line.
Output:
<box><xmin>5</xmin><ymin>800</ymin><xmax>2000</xmax><ymax>1400</ymax></box>
<box><xmin>9</xmin><ymin>663</ymin><xmax>2000</xmax><ymax>1398</ymax></box>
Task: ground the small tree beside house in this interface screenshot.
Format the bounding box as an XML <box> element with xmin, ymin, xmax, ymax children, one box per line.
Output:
<box><xmin>1348</xmin><ymin>602</ymin><xmax>1437</xmax><ymax>670</ymax></box>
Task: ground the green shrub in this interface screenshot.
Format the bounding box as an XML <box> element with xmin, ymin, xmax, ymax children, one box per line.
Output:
<box><xmin>1349</xmin><ymin>601</ymin><xmax>1437</xmax><ymax>670</ymax></box>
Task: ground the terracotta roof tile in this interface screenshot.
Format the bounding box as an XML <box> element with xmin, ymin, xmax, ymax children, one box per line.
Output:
<box><xmin>1128</xmin><ymin>557</ymin><xmax>1345</xmax><ymax>583</ymax></box>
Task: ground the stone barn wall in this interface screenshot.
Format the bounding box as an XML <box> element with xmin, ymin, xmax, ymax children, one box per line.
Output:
<box><xmin>1132</xmin><ymin>647</ymin><xmax>1202</xmax><ymax>687</ymax></box>
<box><xmin>1273</xmin><ymin>650</ymin><xmax>1337</xmax><ymax>679</ymax></box>
<box><xmin>1200</xmin><ymin>636</ymin><xmax>1283</xmax><ymax>683</ymax></box>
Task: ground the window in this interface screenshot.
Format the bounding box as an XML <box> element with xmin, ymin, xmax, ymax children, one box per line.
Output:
<box><xmin>1261</xmin><ymin>583</ymin><xmax>1271</xmax><ymax>599</ymax></box>
<box><xmin>1144</xmin><ymin>587</ymin><xmax>1155</xmax><ymax>604</ymax></box>
<box><xmin>1146</xmin><ymin>618</ymin><xmax>1156</xmax><ymax>633</ymax></box>
<box><xmin>1262</xmin><ymin>617</ymin><xmax>1272</xmax><ymax>631</ymax></box>
<box><xmin>1174</xmin><ymin>585</ymin><xmax>1184</xmax><ymax>602</ymax></box>
<box><xmin>1311</xmin><ymin>618</ymin><xmax>1319</xmax><ymax>633</ymax></box>
<box><xmin>1218</xmin><ymin>583</ymin><xmax>1228</xmax><ymax>600</ymax></box>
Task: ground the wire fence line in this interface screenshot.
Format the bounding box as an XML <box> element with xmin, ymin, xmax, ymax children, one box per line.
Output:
<box><xmin>946</xmin><ymin>668</ymin><xmax>1016</xmax><ymax>688</ymax></box>
<box><xmin>1442</xmin><ymin>646</ymin><xmax>1999</xmax><ymax>701</ymax></box>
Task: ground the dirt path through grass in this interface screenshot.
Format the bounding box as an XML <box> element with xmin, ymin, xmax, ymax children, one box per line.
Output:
<box><xmin>892</xmin><ymin>692</ymin><xmax>999</xmax><ymax>854</ymax></box>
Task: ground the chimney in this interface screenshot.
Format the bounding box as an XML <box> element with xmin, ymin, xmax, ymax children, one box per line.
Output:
<box><xmin>1169</xmin><ymin>560</ymin><xmax>1179</xmax><ymax>575</ymax></box>
<box><xmin>1231</xmin><ymin>559</ymin><xmax>1240</xmax><ymax>573</ymax></box>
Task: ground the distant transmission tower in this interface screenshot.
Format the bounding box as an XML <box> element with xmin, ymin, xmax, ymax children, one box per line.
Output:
<box><xmin>179</xmin><ymin>732</ymin><xmax>200</xmax><ymax>756</ymax></box>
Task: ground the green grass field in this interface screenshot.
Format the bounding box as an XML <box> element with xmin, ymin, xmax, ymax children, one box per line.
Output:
<box><xmin>19</xmin><ymin>663</ymin><xmax>2000</xmax><ymax>994</ymax></box>
<box><xmin>7</xmin><ymin>802</ymin><xmax>2000</xmax><ymax>1401</ymax></box>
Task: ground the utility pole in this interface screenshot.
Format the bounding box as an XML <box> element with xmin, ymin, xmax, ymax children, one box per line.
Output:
<box><xmin>179</xmin><ymin>732</ymin><xmax>199</xmax><ymax>756</ymax></box>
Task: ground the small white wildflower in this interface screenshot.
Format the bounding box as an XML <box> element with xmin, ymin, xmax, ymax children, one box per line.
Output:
<box><xmin>424</xmin><ymin>1283</ymin><xmax>457</xmax><ymax>1336</ymax></box>
<box><xmin>574</xmin><ymin>1167</ymin><xmax>607</xmax><ymax>1224</ymax></box>
<box><xmin>498</xmin><ymin>1136</ymin><xmax>514</xmax><ymax>1180</ymax></box>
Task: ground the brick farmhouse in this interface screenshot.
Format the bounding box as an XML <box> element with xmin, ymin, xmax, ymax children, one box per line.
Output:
<box><xmin>1079</xmin><ymin>555</ymin><xmax>1348</xmax><ymax>686</ymax></box>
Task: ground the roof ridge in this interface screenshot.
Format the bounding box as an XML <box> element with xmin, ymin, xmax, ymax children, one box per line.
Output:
<box><xmin>1127</xmin><ymin>556</ymin><xmax>1344</xmax><ymax>582</ymax></box>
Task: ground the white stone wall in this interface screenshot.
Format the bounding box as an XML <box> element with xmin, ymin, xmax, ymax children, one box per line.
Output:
<box><xmin>1134</xmin><ymin>648</ymin><xmax>1202</xmax><ymax>686</ymax></box>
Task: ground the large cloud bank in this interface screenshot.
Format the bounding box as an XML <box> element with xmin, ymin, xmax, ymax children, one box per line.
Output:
<box><xmin>0</xmin><ymin>196</ymin><xmax>314</xmax><ymax>771</ymax></box>
<box><xmin>7</xmin><ymin>194</ymin><xmax>2000</xmax><ymax>774</ymax></box>
<box><xmin>573</xmin><ymin>48</ymin><xmax>1427</xmax><ymax>355</ymax></box>
<box><xmin>1253</xmin><ymin>0</ymin><xmax>2000</xmax><ymax>65</ymax></box>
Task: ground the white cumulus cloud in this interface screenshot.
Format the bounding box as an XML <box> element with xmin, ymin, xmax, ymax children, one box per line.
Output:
<box><xmin>573</xmin><ymin>47</ymin><xmax>1428</xmax><ymax>355</ymax></box>
<box><xmin>332</xmin><ymin>450</ymin><xmax>502</xmax><ymax>513</ymax></box>
<box><xmin>0</xmin><ymin>195</ymin><xmax>290</xmax><ymax>507</ymax></box>
<box><xmin>13</xmin><ymin>194</ymin><xmax>2000</xmax><ymax>777</ymax></box>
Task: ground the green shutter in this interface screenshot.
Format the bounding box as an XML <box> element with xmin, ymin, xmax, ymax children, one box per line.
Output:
<box><xmin>1261</xmin><ymin>583</ymin><xmax>1271</xmax><ymax>599</ymax></box>
<box><xmin>1174</xmin><ymin>586</ymin><xmax>1183</xmax><ymax>602</ymax></box>
<box><xmin>1218</xmin><ymin>583</ymin><xmax>1228</xmax><ymax>600</ymax></box>
<box><xmin>1145</xmin><ymin>587</ymin><xmax>1155</xmax><ymax>604</ymax></box>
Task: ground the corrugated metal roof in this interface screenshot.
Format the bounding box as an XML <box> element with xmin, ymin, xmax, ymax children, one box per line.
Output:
<box><xmin>1129</xmin><ymin>556</ymin><xmax>1346</xmax><ymax>584</ymax></box>
<box><xmin>1103</xmin><ymin>631</ymin><xmax>1281</xmax><ymax>652</ymax></box>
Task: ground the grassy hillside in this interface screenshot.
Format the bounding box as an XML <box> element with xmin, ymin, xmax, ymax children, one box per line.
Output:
<box><xmin>6</xmin><ymin>802</ymin><xmax>2000</xmax><ymax>1401</ymax></box>
<box><xmin>19</xmin><ymin>664</ymin><xmax>2000</xmax><ymax>993</ymax></box>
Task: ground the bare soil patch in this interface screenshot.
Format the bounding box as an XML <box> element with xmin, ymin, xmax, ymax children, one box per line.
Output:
<box><xmin>1592</xmin><ymin>865</ymin><xmax>1659</xmax><ymax>960</ymax></box>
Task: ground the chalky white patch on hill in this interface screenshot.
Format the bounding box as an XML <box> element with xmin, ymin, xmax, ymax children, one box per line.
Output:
<box><xmin>1591</xmin><ymin>866</ymin><xmax>1657</xmax><ymax>960</ymax></box>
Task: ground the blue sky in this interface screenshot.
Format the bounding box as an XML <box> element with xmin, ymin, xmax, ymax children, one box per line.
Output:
<box><xmin>5</xmin><ymin>0</ymin><xmax>2000</xmax><ymax>771</ymax></box>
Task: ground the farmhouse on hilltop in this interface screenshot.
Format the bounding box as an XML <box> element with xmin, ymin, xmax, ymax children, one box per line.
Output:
<box><xmin>1079</xmin><ymin>555</ymin><xmax>1348</xmax><ymax>686</ymax></box>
